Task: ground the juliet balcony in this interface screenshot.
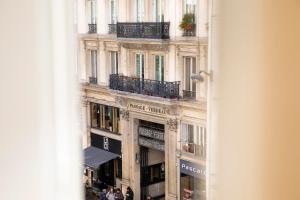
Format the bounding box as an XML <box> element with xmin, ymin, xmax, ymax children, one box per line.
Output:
<box><xmin>88</xmin><ymin>24</ymin><xmax>97</xmax><ymax>34</ymax></box>
<box><xmin>109</xmin><ymin>74</ymin><xmax>180</xmax><ymax>99</ymax></box>
<box><xmin>116</xmin><ymin>22</ymin><xmax>170</xmax><ymax>39</ymax></box>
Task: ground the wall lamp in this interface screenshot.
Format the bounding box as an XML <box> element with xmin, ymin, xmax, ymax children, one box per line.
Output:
<box><xmin>191</xmin><ymin>70</ymin><xmax>213</xmax><ymax>82</ymax></box>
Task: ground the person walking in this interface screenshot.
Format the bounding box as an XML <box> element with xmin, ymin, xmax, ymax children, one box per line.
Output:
<box><xmin>114</xmin><ymin>188</ymin><xmax>124</xmax><ymax>200</ymax></box>
<box><xmin>125</xmin><ymin>187</ymin><xmax>134</xmax><ymax>200</ymax></box>
<box><xmin>106</xmin><ymin>187</ymin><xmax>115</xmax><ymax>200</ymax></box>
<box><xmin>99</xmin><ymin>189</ymin><xmax>107</xmax><ymax>200</ymax></box>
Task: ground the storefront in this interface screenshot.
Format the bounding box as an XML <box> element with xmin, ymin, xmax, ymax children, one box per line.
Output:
<box><xmin>180</xmin><ymin>159</ymin><xmax>206</xmax><ymax>200</ymax></box>
<box><xmin>84</xmin><ymin>133</ymin><xmax>122</xmax><ymax>190</ymax></box>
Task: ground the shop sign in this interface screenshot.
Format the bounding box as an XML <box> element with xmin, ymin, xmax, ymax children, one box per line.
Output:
<box><xmin>139</xmin><ymin>137</ymin><xmax>165</xmax><ymax>151</ymax></box>
<box><xmin>139</xmin><ymin>126</ymin><xmax>164</xmax><ymax>141</ymax></box>
<box><xmin>127</xmin><ymin>102</ymin><xmax>167</xmax><ymax>116</ymax></box>
<box><xmin>180</xmin><ymin>159</ymin><xmax>206</xmax><ymax>179</ymax></box>
<box><xmin>91</xmin><ymin>133</ymin><xmax>121</xmax><ymax>155</ymax></box>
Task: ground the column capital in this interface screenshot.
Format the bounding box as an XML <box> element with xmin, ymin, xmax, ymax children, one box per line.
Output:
<box><xmin>120</xmin><ymin>109</ymin><xmax>129</xmax><ymax>121</ymax></box>
<box><xmin>167</xmin><ymin>118</ymin><xmax>178</xmax><ymax>132</ymax></box>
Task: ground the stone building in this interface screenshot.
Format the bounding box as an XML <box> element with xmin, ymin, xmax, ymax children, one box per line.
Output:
<box><xmin>78</xmin><ymin>0</ymin><xmax>208</xmax><ymax>199</ymax></box>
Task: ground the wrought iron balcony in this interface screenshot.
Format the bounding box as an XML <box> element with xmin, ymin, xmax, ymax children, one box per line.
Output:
<box><xmin>109</xmin><ymin>74</ymin><xmax>180</xmax><ymax>99</ymax></box>
<box><xmin>89</xmin><ymin>77</ymin><xmax>97</xmax><ymax>84</ymax></box>
<box><xmin>88</xmin><ymin>24</ymin><xmax>97</xmax><ymax>34</ymax></box>
<box><xmin>182</xmin><ymin>90</ymin><xmax>196</xmax><ymax>100</ymax></box>
<box><xmin>117</xmin><ymin>22</ymin><xmax>170</xmax><ymax>39</ymax></box>
<box><xmin>182</xmin><ymin>24</ymin><xmax>196</xmax><ymax>37</ymax></box>
<box><xmin>108</xmin><ymin>24</ymin><xmax>117</xmax><ymax>34</ymax></box>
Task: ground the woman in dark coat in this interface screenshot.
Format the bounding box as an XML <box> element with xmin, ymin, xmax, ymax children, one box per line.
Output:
<box><xmin>125</xmin><ymin>187</ymin><xmax>134</xmax><ymax>200</ymax></box>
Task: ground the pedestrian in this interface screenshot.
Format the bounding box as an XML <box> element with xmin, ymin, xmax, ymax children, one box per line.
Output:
<box><xmin>114</xmin><ymin>188</ymin><xmax>124</xmax><ymax>200</ymax></box>
<box><xmin>106</xmin><ymin>187</ymin><xmax>115</xmax><ymax>200</ymax></box>
<box><xmin>99</xmin><ymin>189</ymin><xmax>107</xmax><ymax>200</ymax></box>
<box><xmin>146</xmin><ymin>195</ymin><xmax>152</xmax><ymax>200</ymax></box>
<box><xmin>125</xmin><ymin>186</ymin><xmax>134</xmax><ymax>200</ymax></box>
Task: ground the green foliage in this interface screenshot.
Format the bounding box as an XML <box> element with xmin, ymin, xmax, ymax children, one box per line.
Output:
<box><xmin>179</xmin><ymin>13</ymin><xmax>195</xmax><ymax>30</ymax></box>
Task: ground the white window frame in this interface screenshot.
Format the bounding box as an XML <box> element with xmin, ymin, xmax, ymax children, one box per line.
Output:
<box><xmin>136</xmin><ymin>53</ymin><xmax>144</xmax><ymax>79</ymax></box>
<box><xmin>110</xmin><ymin>0</ymin><xmax>118</xmax><ymax>24</ymax></box>
<box><xmin>110</xmin><ymin>51</ymin><xmax>118</xmax><ymax>74</ymax></box>
<box><xmin>87</xmin><ymin>0</ymin><xmax>97</xmax><ymax>24</ymax></box>
<box><xmin>152</xmin><ymin>0</ymin><xmax>164</xmax><ymax>22</ymax></box>
<box><xmin>183</xmin><ymin>0</ymin><xmax>196</xmax><ymax>15</ymax></box>
<box><xmin>154</xmin><ymin>55</ymin><xmax>164</xmax><ymax>81</ymax></box>
<box><xmin>91</xmin><ymin>50</ymin><xmax>97</xmax><ymax>78</ymax></box>
<box><xmin>181</xmin><ymin>123</ymin><xmax>206</xmax><ymax>156</ymax></box>
<box><xmin>136</xmin><ymin>0</ymin><xmax>145</xmax><ymax>22</ymax></box>
<box><xmin>183</xmin><ymin>57</ymin><xmax>196</xmax><ymax>92</ymax></box>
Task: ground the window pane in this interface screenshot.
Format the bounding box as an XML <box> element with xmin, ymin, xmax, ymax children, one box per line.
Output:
<box><xmin>185</xmin><ymin>57</ymin><xmax>191</xmax><ymax>90</ymax></box>
<box><xmin>91</xmin><ymin>50</ymin><xmax>97</xmax><ymax>77</ymax></box>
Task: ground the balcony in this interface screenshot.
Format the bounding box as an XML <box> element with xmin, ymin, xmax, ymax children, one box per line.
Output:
<box><xmin>182</xmin><ymin>90</ymin><xmax>196</xmax><ymax>100</ymax></box>
<box><xmin>109</xmin><ymin>74</ymin><xmax>180</xmax><ymax>99</ymax></box>
<box><xmin>88</xmin><ymin>24</ymin><xmax>97</xmax><ymax>34</ymax></box>
<box><xmin>108</xmin><ymin>24</ymin><xmax>117</xmax><ymax>34</ymax></box>
<box><xmin>89</xmin><ymin>77</ymin><xmax>97</xmax><ymax>84</ymax></box>
<box><xmin>116</xmin><ymin>22</ymin><xmax>170</xmax><ymax>39</ymax></box>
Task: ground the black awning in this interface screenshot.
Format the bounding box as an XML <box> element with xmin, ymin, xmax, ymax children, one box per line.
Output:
<box><xmin>84</xmin><ymin>146</ymin><xmax>119</xmax><ymax>169</ymax></box>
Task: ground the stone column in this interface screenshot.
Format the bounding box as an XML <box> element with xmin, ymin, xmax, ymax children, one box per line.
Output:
<box><xmin>119</xmin><ymin>108</ymin><xmax>131</xmax><ymax>194</ymax></box>
<box><xmin>81</xmin><ymin>99</ymin><xmax>89</xmax><ymax>148</ymax></box>
<box><xmin>165</xmin><ymin>118</ymin><xmax>179</xmax><ymax>200</ymax></box>
<box><xmin>130</xmin><ymin>118</ymin><xmax>141</xmax><ymax>199</ymax></box>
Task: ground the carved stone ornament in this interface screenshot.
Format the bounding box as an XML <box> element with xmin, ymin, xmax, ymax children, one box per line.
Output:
<box><xmin>115</xmin><ymin>96</ymin><xmax>127</xmax><ymax>107</ymax></box>
<box><xmin>167</xmin><ymin>118</ymin><xmax>178</xmax><ymax>131</ymax></box>
<box><xmin>121</xmin><ymin>43</ymin><xmax>169</xmax><ymax>51</ymax></box>
<box><xmin>120</xmin><ymin>109</ymin><xmax>129</xmax><ymax>121</ymax></box>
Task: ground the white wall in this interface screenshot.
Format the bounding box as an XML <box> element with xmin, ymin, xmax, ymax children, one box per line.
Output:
<box><xmin>0</xmin><ymin>0</ymin><xmax>82</xmax><ymax>200</ymax></box>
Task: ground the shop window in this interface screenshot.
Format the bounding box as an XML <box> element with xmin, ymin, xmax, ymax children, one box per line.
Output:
<box><xmin>180</xmin><ymin>173</ymin><xmax>206</xmax><ymax>200</ymax></box>
<box><xmin>181</xmin><ymin>123</ymin><xmax>206</xmax><ymax>158</ymax></box>
<box><xmin>141</xmin><ymin>163</ymin><xmax>165</xmax><ymax>186</ymax></box>
<box><xmin>90</xmin><ymin>102</ymin><xmax>119</xmax><ymax>134</ymax></box>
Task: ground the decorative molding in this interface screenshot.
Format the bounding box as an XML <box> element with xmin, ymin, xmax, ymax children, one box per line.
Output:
<box><xmin>121</xmin><ymin>43</ymin><xmax>169</xmax><ymax>51</ymax></box>
<box><xmin>120</xmin><ymin>109</ymin><xmax>129</xmax><ymax>121</ymax></box>
<box><xmin>167</xmin><ymin>118</ymin><xmax>178</xmax><ymax>131</ymax></box>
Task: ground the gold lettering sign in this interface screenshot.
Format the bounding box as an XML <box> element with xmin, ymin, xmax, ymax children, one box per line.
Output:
<box><xmin>127</xmin><ymin>103</ymin><xmax>167</xmax><ymax>116</ymax></box>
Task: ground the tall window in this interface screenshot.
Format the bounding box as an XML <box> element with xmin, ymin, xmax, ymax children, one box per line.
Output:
<box><xmin>88</xmin><ymin>0</ymin><xmax>97</xmax><ymax>24</ymax></box>
<box><xmin>183</xmin><ymin>57</ymin><xmax>196</xmax><ymax>93</ymax></box>
<box><xmin>181</xmin><ymin>123</ymin><xmax>206</xmax><ymax>158</ymax></box>
<box><xmin>184</xmin><ymin>0</ymin><xmax>196</xmax><ymax>14</ymax></box>
<box><xmin>110</xmin><ymin>0</ymin><xmax>118</xmax><ymax>24</ymax></box>
<box><xmin>110</xmin><ymin>51</ymin><xmax>118</xmax><ymax>74</ymax></box>
<box><xmin>91</xmin><ymin>50</ymin><xmax>97</xmax><ymax>78</ymax></box>
<box><xmin>90</xmin><ymin>102</ymin><xmax>120</xmax><ymax>134</ymax></box>
<box><xmin>136</xmin><ymin>54</ymin><xmax>144</xmax><ymax>79</ymax></box>
<box><xmin>136</xmin><ymin>0</ymin><xmax>145</xmax><ymax>22</ymax></box>
<box><xmin>152</xmin><ymin>0</ymin><xmax>164</xmax><ymax>22</ymax></box>
<box><xmin>155</xmin><ymin>55</ymin><xmax>164</xmax><ymax>81</ymax></box>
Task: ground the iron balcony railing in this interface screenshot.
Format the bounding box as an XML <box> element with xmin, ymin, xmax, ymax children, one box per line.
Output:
<box><xmin>89</xmin><ymin>77</ymin><xmax>97</xmax><ymax>84</ymax></box>
<box><xmin>88</xmin><ymin>24</ymin><xmax>97</xmax><ymax>34</ymax></box>
<box><xmin>117</xmin><ymin>22</ymin><xmax>170</xmax><ymax>39</ymax></box>
<box><xmin>109</xmin><ymin>74</ymin><xmax>180</xmax><ymax>99</ymax></box>
<box><xmin>182</xmin><ymin>90</ymin><xmax>196</xmax><ymax>100</ymax></box>
<box><xmin>108</xmin><ymin>24</ymin><xmax>117</xmax><ymax>34</ymax></box>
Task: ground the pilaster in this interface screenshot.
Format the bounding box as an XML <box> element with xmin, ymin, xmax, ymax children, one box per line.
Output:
<box><xmin>165</xmin><ymin>118</ymin><xmax>179</xmax><ymax>200</ymax></box>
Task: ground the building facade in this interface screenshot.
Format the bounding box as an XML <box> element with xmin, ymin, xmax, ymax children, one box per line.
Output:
<box><xmin>78</xmin><ymin>0</ymin><xmax>208</xmax><ymax>199</ymax></box>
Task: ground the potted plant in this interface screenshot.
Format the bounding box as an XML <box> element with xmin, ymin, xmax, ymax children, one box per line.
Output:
<box><xmin>179</xmin><ymin>13</ymin><xmax>196</xmax><ymax>36</ymax></box>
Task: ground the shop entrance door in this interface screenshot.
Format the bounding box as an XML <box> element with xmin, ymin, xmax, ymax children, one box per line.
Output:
<box><xmin>98</xmin><ymin>159</ymin><xmax>115</xmax><ymax>187</ymax></box>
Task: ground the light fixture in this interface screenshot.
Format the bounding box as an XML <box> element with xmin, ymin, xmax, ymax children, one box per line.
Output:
<box><xmin>191</xmin><ymin>70</ymin><xmax>213</xmax><ymax>82</ymax></box>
